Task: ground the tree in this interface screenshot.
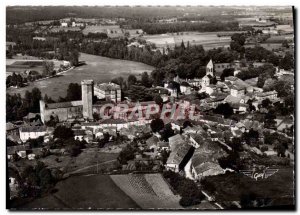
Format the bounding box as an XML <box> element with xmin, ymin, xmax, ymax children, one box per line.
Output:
<box><xmin>127</xmin><ymin>74</ymin><xmax>137</xmax><ymax>87</ymax></box>
<box><xmin>214</xmin><ymin>103</ymin><xmax>234</xmax><ymax>118</ymax></box>
<box><xmin>141</xmin><ymin>72</ymin><xmax>152</xmax><ymax>88</ymax></box>
<box><xmin>282</xmin><ymin>40</ymin><xmax>289</xmax><ymax>48</ymax></box>
<box><xmin>42</xmin><ymin>61</ymin><xmax>54</xmax><ymax>77</ymax></box>
<box><xmin>118</xmin><ymin>144</ymin><xmax>136</xmax><ymax>164</ymax></box>
<box><xmin>280</xmin><ymin>52</ymin><xmax>294</xmax><ymax>70</ymax></box>
<box><xmin>230</xmin><ymin>33</ymin><xmax>246</xmax><ymax>53</ymax></box>
<box><xmin>66</xmin><ymin>83</ymin><xmax>81</xmax><ymax>101</ymax></box>
<box><xmin>69</xmin><ymin>49</ymin><xmax>80</xmax><ymax>66</ymax></box>
<box><xmin>220</xmin><ymin>68</ymin><xmax>234</xmax><ymax>81</ymax></box>
<box><xmin>53</xmin><ymin>126</ymin><xmax>74</xmax><ymax>140</ymax></box>
<box><xmin>154</xmin><ymin>95</ymin><xmax>163</xmax><ymax>105</ymax></box>
<box><xmin>261</xmin><ymin>98</ymin><xmax>271</xmax><ymax>109</ymax></box>
<box><xmin>274</xmin><ymin>141</ymin><xmax>286</xmax><ymax>157</ymax></box>
<box><xmin>161</xmin><ymin>123</ymin><xmax>174</xmax><ymax>141</ymax></box>
<box><xmin>150</xmin><ymin>118</ymin><xmax>164</xmax><ymax>133</ymax></box>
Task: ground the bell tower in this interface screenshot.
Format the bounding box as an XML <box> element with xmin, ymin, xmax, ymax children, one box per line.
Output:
<box><xmin>206</xmin><ymin>59</ymin><xmax>214</xmax><ymax>76</ymax></box>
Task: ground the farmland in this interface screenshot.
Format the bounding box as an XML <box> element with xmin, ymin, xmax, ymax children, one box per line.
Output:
<box><xmin>142</xmin><ymin>31</ymin><xmax>232</xmax><ymax>50</ymax></box>
<box><xmin>14</xmin><ymin>175</ymin><xmax>140</xmax><ymax>210</ymax></box>
<box><xmin>110</xmin><ymin>174</ymin><xmax>182</xmax><ymax>209</ymax></box>
<box><xmin>6</xmin><ymin>53</ymin><xmax>154</xmax><ymax>99</ymax></box>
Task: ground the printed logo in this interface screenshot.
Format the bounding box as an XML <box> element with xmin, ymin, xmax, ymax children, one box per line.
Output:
<box><xmin>240</xmin><ymin>167</ymin><xmax>279</xmax><ymax>181</ymax></box>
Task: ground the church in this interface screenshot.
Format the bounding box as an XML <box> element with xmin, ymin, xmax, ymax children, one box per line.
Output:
<box><xmin>201</xmin><ymin>59</ymin><xmax>216</xmax><ymax>91</ymax></box>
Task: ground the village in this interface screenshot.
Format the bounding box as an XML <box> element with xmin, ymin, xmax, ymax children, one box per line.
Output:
<box><xmin>6</xmin><ymin>5</ymin><xmax>294</xmax><ymax>210</ymax></box>
<box><xmin>7</xmin><ymin>58</ymin><xmax>294</xmax><ymax>209</ymax></box>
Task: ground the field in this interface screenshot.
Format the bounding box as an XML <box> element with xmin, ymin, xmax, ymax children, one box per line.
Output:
<box><xmin>110</xmin><ymin>174</ymin><xmax>182</xmax><ymax>209</ymax></box>
<box><xmin>82</xmin><ymin>25</ymin><xmax>123</xmax><ymax>37</ymax></box>
<box><xmin>40</xmin><ymin>148</ymin><xmax>119</xmax><ymax>174</ymax></box>
<box><xmin>142</xmin><ymin>31</ymin><xmax>231</xmax><ymax>50</ymax></box>
<box><xmin>14</xmin><ymin>175</ymin><xmax>140</xmax><ymax>210</ymax></box>
<box><xmin>6</xmin><ymin>58</ymin><xmax>66</xmax><ymax>75</ymax></box>
<box><xmin>6</xmin><ymin>53</ymin><xmax>154</xmax><ymax>99</ymax></box>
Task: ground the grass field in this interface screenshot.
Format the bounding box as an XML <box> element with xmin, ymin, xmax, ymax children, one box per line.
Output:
<box><xmin>142</xmin><ymin>31</ymin><xmax>231</xmax><ymax>50</ymax></box>
<box><xmin>6</xmin><ymin>53</ymin><xmax>154</xmax><ymax>99</ymax></box>
<box><xmin>16</xmin><ymin>175</ymin><xmax>140</xmax><ymax>210</ymax></box>
<box><xmin>39</xmin><ymin>149</ymin><xmax>119</xmax><ymax>174</ymax></box>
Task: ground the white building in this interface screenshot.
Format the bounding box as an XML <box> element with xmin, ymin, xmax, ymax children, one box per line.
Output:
<box><xmin>61</xmin><ymin>22</ymin><xmax>68</xmax><ymax>27</ymax></box>
<box><xmin>19</xmin><ymin>126</ymin><xmax>47</xmax><ymax>142</ymax></box>
<box><xmin>94</xmin><ymin>82</ymin><xmax>121</xmax><ymax>103</ymax></box>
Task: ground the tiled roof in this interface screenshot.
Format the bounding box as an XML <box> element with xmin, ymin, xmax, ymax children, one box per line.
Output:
<box><xmin>46</xmin><ymin>100</ymin><xmax>82</xmax><ymax>109</ymax></box>
<box><xmin>20</xmin><ymin>126</ymin><xmax>46</xmax><ymax>133</ymax></box>
<box><xmin>166</xmin><ymin>142</ymin><xmax>192</xmax><ymax>165</ymax></box>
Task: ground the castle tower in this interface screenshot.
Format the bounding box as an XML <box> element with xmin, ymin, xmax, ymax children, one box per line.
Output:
<box><xmin>206</xmin><ymin>59</ymin><xmax>214</xmax><ymax>77</ymax></box>
<box><xmin>81</xmin><ymin>80</ymin><xmax>94</xmax><ymax>120</ymax></box>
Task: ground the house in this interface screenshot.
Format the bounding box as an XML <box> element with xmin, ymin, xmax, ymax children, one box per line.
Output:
<box><xmin>203</xmin><ymin>93</ymin><xmax>227</xmax><ymax>108</ymax></box>
<box><xmin>188</xmin><ymin>133</ymin><xmax>205</xmax><ymax>148</ymax></box>
<box><xmin>214</xmin><ymin>63</ymin><xmax>232</xmax><ymax>75</ymax></box>
<box><xmin>94</xmin><ymin>82</ymin><xmax>121</xmax><ymax>103</ymax></box>
<box><xmin>180</xmin><ymin>82</ymin><xmax>192</xmax><ymax>95</ymax></box>
<box><xmin>6</xmin><ymin>122</ymin><xmax>20</xmax><ymax>137</ymax></box>
<box><xmin>255</xmin><ymin>90</ymin><xmax>278</xmax><ymax>102</ymax></box>
<box><xmin>168</xmin><ymin>134</ymin><xmax>185</xmax><ymax>150</ymax></box>
<box><xmin>240</xmin><ymin>119</ymin><xmax>262</xmax><ymax>131</ymax></box>
<box><xmin>33</xmin><ymin>36</ymin><xmax>46</xmax><ymax>41</ymax></box>
<box><xmin>191</xmin><ymin>141</ymin><xmax>227</xmax><ymax>181</ymax></box>
<box><xmin>61</xmin><ymin>22</ymin><xmax>68</xmax><ymax>27</ymax></box>
<box><xmin>166</xmin><ymin>142</ymin><xmax>194</xmax><ymax>173</ymax></box>
<box><xmin>192</xmin><ymin>162</ymin><xmax>225</xmax><ymax>179</ymax></box>
<box><xmin>7</xmin><ymin>144</ymin><xmax>30</xmax><ymax>160</ymax></box>
<box><xmin>19</xmin><ymin>126</ymin><xmax>47</xmax><ymax>142</ymax></box>
<box><xmin>157</xmin><ymin>141</ymin><xmax>170</xmax><ymax>151</ymax></box>
<box><xmin>210</xmin><ymin>132</ymin><xmax>223</xmax><ymax>142</ymax></box>
<box><xmin>164</xmin><ymin>81</ymin><xmax>179</xmax><ymax>98</ymax></box>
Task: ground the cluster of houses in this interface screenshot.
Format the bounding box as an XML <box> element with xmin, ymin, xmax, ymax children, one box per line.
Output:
<box><xmin>163</xmin><ymin>59</ymin><xmax>281</xmax><ymax>115</ymax></box>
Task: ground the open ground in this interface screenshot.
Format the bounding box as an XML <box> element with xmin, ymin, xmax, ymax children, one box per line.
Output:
<box><xmin>6</xmin><ymin>52</ymin><xmax>154</xmax><ymax>99</ymax></box>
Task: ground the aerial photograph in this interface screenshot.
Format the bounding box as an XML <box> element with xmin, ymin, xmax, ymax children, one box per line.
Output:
<box><xmin>6</xmin><ymin>5</ymin><xmax>295</xmax><ymax>210</ymax></box>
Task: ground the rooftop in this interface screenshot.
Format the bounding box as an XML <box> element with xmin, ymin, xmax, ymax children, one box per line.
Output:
<box><xmin>19</xmin><ymin>126</ymin><xmax>46</xmax><ymax>133</ymax></box>
<box><xmin>46</xmin><ymin>100</ymin><xmax>82</xmax><ymax>109</ymax></box>
<box><xmin>95</xmin><ymin>82</ymin><xmax>121</xmax><ymax>91</ymax></box>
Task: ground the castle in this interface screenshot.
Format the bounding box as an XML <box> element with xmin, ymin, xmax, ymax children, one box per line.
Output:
<box><xmin>40</xmin><ymin>80</ymin><xmax>121</xmax><ymax>123</ymax></box>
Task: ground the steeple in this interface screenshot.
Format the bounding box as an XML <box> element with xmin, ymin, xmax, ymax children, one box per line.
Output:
<box><xmin>206</xmin><ymin>59</ymin><xmax>214</xmax><ymax>76</ymax></box>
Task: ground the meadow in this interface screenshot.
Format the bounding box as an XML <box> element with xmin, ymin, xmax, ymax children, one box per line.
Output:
<box><xmin>6</xmin><ymin>53</ymin><xmax>154</xmax><ymax>99</ymax></box>
<box><xmin>142</xmin><ymin>31</ymin><xmax>231</xmax><ymax>50</ymax></box>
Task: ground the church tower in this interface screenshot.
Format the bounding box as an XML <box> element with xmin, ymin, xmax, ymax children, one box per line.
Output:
<box><xmin>206</xmin><ymin>59</ymin><xmax>214</xmax><ymax>77</ymax></box>
<box><xmin>81</xmin><ymin>80</ymin><xmax>94</xmax><ymax>120</ymax></box>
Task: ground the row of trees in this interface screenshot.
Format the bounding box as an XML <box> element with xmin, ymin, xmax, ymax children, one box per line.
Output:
<box><xmin>131</xmin><ymin>21</ymin><xmax>239</xmax><ymax>35</ymax></box>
